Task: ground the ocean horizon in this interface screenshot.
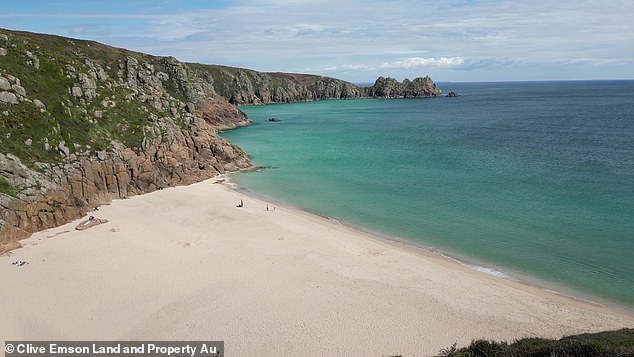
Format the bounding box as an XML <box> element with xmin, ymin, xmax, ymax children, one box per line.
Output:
<box><xmin>222</xmin><ymin>80</ymin><xmax>634</xmax><ymax>310</ymax></box>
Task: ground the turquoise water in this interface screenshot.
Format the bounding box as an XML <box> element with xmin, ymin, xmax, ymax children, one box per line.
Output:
<box><xmin>222</xmin><ymin>81</ymin><xmax>634</xmax><ymax>308</ymax></box>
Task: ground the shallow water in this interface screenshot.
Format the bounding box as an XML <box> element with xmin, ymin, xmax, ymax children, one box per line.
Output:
<box><xmin>223</xmin><ymin>81</ymin><xmax>634</xmax><ymax>308</ymax></box>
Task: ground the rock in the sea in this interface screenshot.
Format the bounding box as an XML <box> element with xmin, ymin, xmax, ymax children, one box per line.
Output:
<box><xmin>267</xmin><ymin>117</ymin><xmax>282</xmax><ymax>122</ymax></box>
<box><xmin>369</xmin><ymin>76</ymin><xmax>441</xmax><ymax>98</ymax></box>
<box><xmin>446</xmin><ymin>91</ymin><xmax>460</xmax><ymax>97</ymax></box>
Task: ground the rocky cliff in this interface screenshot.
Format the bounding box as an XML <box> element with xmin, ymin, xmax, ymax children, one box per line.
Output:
<box><xmin>0</xmin><ymin>28</ymin><xmax>443</xmax><ymax>249</ymax></box>
<box><xmin>0</xmin><ymin>29</ymin><xmax>254</xmax><ymax>249</ymax></box>
<box><xmin>188</xmin><ymin>66</ymin><xmax>442</xmax><ymax>104</ymax></box>
<box><xmin>187</xmin><ymin>65</ymin><xmax>365</xmax><ymax>105</ymax></box>
<box><xmin>367</xmin><ymin>76</ymin><xmax>441</xmax><ymax>98</ymax></box>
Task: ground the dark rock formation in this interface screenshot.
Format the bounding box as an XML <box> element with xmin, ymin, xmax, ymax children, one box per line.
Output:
<box><xmin>267</xmin><ymin>118</ymin><xmax>282</xmax><ymax>122</ymax></box>
<box><xmin>446</xmin><ymin>91</ymin><xmax>460</xmax><ymax>97</ymax></box>
<box><xmin>368</xmin><ymin>76</ymin><xmax>441</xmax><ymax>98</ymax></box>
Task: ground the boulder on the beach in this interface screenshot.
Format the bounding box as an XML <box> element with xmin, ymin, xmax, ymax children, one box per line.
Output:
<box><xmin>75</xmin><ymin>218</ymin><xmax>109</xmax><ymax>231</ymax></box>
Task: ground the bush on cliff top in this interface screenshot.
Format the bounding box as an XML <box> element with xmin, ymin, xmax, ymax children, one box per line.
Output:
<box><xmin>439</xmin><ymin>328</ymin><xmax>634</xmax><ymax>357</ymax></box>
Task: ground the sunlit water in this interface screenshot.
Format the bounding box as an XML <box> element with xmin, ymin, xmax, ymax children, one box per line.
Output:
<box><xmin>222</xmin><ymin>81</ymin><xmax>634</xmax><ymax>308</ymax></box>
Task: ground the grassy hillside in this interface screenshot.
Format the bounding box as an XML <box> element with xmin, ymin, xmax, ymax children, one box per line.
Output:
<box><xmin>0</xmin><ymin>28</ymin><xmax>364</xmax><ymax>169</ymax></box>
<box><xmin>0</xmin><ymin>29</ymin><xmax>170</xmax><ymax>166</ymax></box>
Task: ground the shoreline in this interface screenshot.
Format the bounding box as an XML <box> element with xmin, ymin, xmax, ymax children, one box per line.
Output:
<box><xmin>223</xmin><ymin>177</ymin><xmax>634</xmax><ymax>338</ymax></box>
<box><xmin>2</xmin><ymin>178</ymin><xmax>633</xmax><ymax>356</ymax></box>
<box><xmin>224</xmin><ymin>174</ymin><xmax>634</xmax><ymax>316</ymax></box>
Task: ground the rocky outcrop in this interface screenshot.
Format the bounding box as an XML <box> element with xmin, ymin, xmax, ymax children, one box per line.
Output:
<box><xmin>199</xmin><ymin>69</ymin><xmax>441</xmax><ymax>105</ymax></box>
<box><xmin>1</xmin><ymin>108</ymin><xmax>248</xmax><ymax>226</ymax></box>
<box><xmin>186</xmin><ymin>66</ymin><xmax>365</xmax><ymax>105</ymax></box>
<box><xmin>368</xmin><ymin>76</ymin><xmax>441</xmax><ymax>98</ymax></box>
<box><xmin>0</xmin><ymin>111</ymin><xmax>250</xmax><ymax>243</ymax></box>
<box><xmin>0</xmin><ymin>29</ymin><xmax>253</xmax><ymax>246</ymax></box>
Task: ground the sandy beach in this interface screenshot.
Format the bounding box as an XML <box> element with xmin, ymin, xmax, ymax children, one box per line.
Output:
<box><xmin>1</xmin><ymin>178</ymin><xmax>632</xmax><ymax>356</ymax></box>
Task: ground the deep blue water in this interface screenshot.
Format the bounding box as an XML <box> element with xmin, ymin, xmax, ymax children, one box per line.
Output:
<box><xmin>222</xmin><ymin>81</ymin><xmax>634</xmax><ymax>308</ymax></box>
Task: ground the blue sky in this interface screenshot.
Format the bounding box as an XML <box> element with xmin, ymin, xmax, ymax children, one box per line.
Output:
<box><xmin>2</xmin><ymin>0</ymin><xmax>634</xmax><ymax>82</ymax></box>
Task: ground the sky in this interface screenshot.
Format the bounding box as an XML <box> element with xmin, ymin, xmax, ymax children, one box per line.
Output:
<box><xmin>1</xmin><ymin>0</ymin><xmax>634</xmax><ymax>83</ymax></box>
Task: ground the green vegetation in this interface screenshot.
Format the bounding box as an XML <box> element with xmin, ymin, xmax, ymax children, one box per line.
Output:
<box><xmin>439</xmin><ymin>329</ymin><xmax>634</xmax><ymax>357</ymax></box>
<box><xmin>0</xmin><ymin>176</ymin><xmax>18</xmax><ymax>197</ymax></box>
<box><xmin>0</xmin><ymin>29</ymin><xmax>169</xmax><ymax>166</ymax></box>
<box><xmin>86</xmin><ymin>87</ymin><xmax>155</xmax><ymax>151</ymax></box>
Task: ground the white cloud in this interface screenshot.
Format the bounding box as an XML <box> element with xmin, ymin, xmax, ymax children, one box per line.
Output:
<box><xmin>323</xmin><ymin>64</ymin><xmax>374</xmax><ymax>71</ymax></box>
<box><xmin>380</xmin><ymin>57</ymin><xmax>465</xmax><ymax>69</ymax></box>
<box><xmin>3</xmin><ymin>0</ymin><xmax>634</xmax><ymax>81</ymax></box>
<box><xmin>67</xmin><ymin>23</ymin><xmax>106</xmax><ymax>35</ymax></box>
<box><xmin>320</xmin><ymin>56</ymin><xmax>466</xmax><ymax>74</ymax></box>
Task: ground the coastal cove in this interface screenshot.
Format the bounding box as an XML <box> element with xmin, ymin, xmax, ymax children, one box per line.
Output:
<box><xmin>2</xmin><ymin>179</ymin><xmax>632</xmax><ymax>356</ymax></box>
<box><xmin>224</xmin><ymin>80</ymin><xmax>634</xmax><ymax>311</ymax></box>
<box><xmin>2</xmin><ymin>1</ymin><xmax>634</xmax><ymax>351</ymax></box>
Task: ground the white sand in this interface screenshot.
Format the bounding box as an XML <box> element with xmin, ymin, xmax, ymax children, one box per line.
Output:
<box><xmin>1</xmin><ymin>179</ymin><xmax>632</xmax><ymax>356</ymax></box>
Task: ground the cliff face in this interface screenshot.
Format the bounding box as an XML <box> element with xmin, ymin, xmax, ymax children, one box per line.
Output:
<box><xmin>186</xmin><ymin>65</ymin><xmax>365</xmax><ymax>105</ymax></box>
<box><xmin>0</xmin><ymin>118</ymin><xmax>249</xmax><ymax>245</ymax></box>
<box><xmin>0</xmin><ymin>29</ymin><xmax>252</xmax><ymax>248</ymax></box>
<box><xmin>185</xmin><ymin>66</ymin><xmax>442</xmax><ymax>105</ymax></box>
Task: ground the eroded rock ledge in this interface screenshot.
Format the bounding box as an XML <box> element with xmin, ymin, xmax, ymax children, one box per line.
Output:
<box><xmin>0</xmin><ymin>110</ymin><xmax>250</xmax><ymax>244</ymax></box>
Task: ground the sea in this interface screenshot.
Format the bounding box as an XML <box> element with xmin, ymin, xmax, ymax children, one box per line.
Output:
<box><xmin>221</xmin><ymin>81</ymin><xmax>634</xmax><ymax>310</ymax></box>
